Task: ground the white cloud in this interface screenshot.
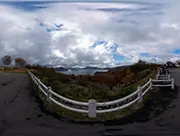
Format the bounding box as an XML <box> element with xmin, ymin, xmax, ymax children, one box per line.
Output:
<box><xmin>0</xmin><ymin>1</ymin><xmax>179</xmax><ymax>67</ymax></box>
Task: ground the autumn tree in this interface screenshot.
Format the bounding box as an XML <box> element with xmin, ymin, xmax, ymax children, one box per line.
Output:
<box><xmin>2</xmin><ymin>55</ymin><xmax>12</xmax><ymax>66</ymax></box>
<box><xmin>123</xmin><ymin>68</ymin><xmax>135</xmax><ymax>83</ymax></box>
<box><xmin>14</xmin><ymin>57</ymin><xmax>26</xmax><ymax>67</ymax></box>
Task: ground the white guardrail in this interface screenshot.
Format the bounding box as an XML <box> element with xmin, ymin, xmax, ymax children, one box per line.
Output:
<box><xmin>27</xmin><ymin>70</ymin><xmax>174</xmax><ymax>118</ymax></box>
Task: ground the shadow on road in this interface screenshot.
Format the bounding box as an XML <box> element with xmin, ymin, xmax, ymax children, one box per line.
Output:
<box><xmin>104</xmin><ymin>86</ymin><xmax>179</xmax><ymax>125</ymax></box>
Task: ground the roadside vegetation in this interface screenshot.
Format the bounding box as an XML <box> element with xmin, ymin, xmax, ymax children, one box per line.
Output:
<box><xmin>3</xmin><ymin>67</ymin><xmax>27</xmax><ymax>74</ymax></box>
<box><xmin>0</xmin><ymin>55</ymin><xmax>174</xmax><ymax>121</ymax></box>
<box><xmin>28</xmin><ymin>61</ymin><xmax>157</xmax><ymax>121</ymax></box>
<box><xmin>29</xmin><ymin>73</ymin><xmax>156</xmax><ymax>121</ymax></box>
<box><xmin>30</xmin><ymin>60</ymin><xmax>158</xmax><ymax>102</ymax></box>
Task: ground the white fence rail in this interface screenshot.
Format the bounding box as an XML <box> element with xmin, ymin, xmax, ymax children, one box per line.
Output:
<box><xmin>27</xmin><ymin>70</ymin><xmax>174</xmax><ymax>118</ymax></box>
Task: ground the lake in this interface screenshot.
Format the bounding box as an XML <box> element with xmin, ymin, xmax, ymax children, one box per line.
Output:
<box><xmin>56</xmin><ymin>69</ymin><xmax>108</xmax><ymax>75</ymax></box>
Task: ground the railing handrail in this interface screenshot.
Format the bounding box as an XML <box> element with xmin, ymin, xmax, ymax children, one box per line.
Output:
<box><xmin>158</xmin><ymin>74</ymin><xmax>170</xmax><ymax>76</ymax></box>
<box><xmin>48</xmin><ymin>89</ymin><xmax>89</xmax><ymax>106</ymax></box>
<box><xmin>152</xmin><ymin>84</ymin><xmax>172</xmax><ymax>87</ymax></box>
<box><xmin>27</xmin><ymin>69</ymin><xmax>174</xmax><ymax>117</ymax></box>
<box><xmin>28</xmin><ymin>71</ymin><xmax>89</xmax><ymax>106</ymax></box>
<box><xmin>34</xmin><ymin>76</ymin><xmax>48</xmax><ymax>90</ymax></box>
<box><xmin>96</xmin><ymin>89</ymin><xmax>139</xmax><ymax>106</ymax></box>
<box><xmin>28</xmin><ymin>70</ymin><xmax>141</xmax><ymax>107</ymax></box>
<box><xmin>97</xmin><ymin>96</ymin><xmax>140</xmax><ymax>113</ymax></box>
<box><xmin>50</xmin><ymin>97</ymin><xmax>88</xmax><ymax>113</ymax></box>
<box><xmin>142</xmin><ymin>85</ymin><xmax>151</xmax><ymax>96</ymax></box>
<box><xmin>152</xmin><ymin>79</ymin><xmax>172</xmax><ymax>82</ymax></box>
<box><xmin>141</xmin><ymin>79</ymin><xmax>151</xmax><ymax>90</ymax></box>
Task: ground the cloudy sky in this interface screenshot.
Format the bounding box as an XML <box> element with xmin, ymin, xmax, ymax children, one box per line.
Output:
<box><xmin>0</xmin><ymin>0</ymin><xmax>179</xmax><ymax>67</ymax></box>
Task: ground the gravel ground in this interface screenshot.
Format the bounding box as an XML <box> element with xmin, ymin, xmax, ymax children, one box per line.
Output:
<box><xmin>0</xmin><ymin>69</ymin><xmax>180</xmax><ymax>136</ymax></box>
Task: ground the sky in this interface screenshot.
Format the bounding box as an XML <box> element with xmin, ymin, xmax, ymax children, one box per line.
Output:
<box><xmin>0</xmin><ymin>0</ymin><xmax>174</xmax><ymax>2</ymax></box>
<box><xmin>0</xmin><ymin>0</ymin><xmax>179</xmax><ymax>67</ymax></box>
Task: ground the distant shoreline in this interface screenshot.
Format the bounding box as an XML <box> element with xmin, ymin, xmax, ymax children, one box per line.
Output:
<box><xmin>56</xmin><ymin>69</ymin><xmax>108</xmax><ymax>75</ymax></box>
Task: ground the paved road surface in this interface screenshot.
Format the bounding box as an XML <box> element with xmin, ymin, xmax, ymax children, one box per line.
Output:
<box><xmin>1</xmin><ymin>69</ymin><xmax>180</xmax><ymax>136</ymax></box>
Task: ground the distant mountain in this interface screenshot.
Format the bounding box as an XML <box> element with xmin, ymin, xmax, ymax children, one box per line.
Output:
<box><xmin>55</xmin><ymin>67</ymin><xmax>68</xmax><ymax>71</ymax></box>
<box><xmin>55</xmin><ymin>65</ymin><xmax>131</xmax><ymax>72</ymax></box>
<box><xmin>94</xmin><ymin>65</ymin><xmax>129</xmax><ymax>75</ymax></box>
<box><xmin>83</xmin><ymin>66</ymin><xmax>105</xmax><ymax>70</ymax></box>
<box><xmin>55</xmin><ymin>65</ymin><xmax>132</xmax><ymax>75</ymax></box>
<box><xmin>55</xmin><ymin>66</ymin><xmax>106</xmax><ymax>71</ymax></box>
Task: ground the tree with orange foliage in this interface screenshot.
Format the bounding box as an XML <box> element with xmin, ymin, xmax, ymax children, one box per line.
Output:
<box><xmin>2</xmin><ymin>55</ymin><xmax>12</xmax><ymax>66</ymax></box>
<box><xmin>14</xmin><ymin>57</ymin><xmax>26</xmax><ymax>67</ymax></box>
<box><xmin>123</xmin><ymin>68</ymin><xmax>135</xmax><ymax>83</ymax></box>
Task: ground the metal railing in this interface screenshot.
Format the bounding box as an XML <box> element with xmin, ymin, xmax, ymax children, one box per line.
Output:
<box><xmin>27</xmin><ymin>70</ymin><xmax>174</xmax><ymax>118</ymax></box>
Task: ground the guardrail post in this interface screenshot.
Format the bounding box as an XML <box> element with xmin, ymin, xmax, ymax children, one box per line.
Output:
<box><xmin>172</xmin><ymin>78</ymin><xmax>175</xmax><ymax>90</ymax></box>
<box><xmin>88</xmin><ymin>99</ymin><xmax>97</xmax><ymax>118</ymax></box>
<box><xmin>168</xmin><ymin>75</ymin><xmax>170</xmax><ymax>80</ymax></box>
<box><xmin>149</xmin><ymin>78</ymin><xmax>152</xmax><ymax>90</ymax></box>
<box><xmin>156</xmin><ymin>74</ymin><xmax>159</xmax><ymax>80</ymax></box>
<box><xmin>138</xmin><ymin>86</ymin><xmax>143</xmax><ymax>103</ymax></box>
<box><xmin>47</xmin><ymin>86</ymin><xmax>52</xmax><ymax>102</ymax></box>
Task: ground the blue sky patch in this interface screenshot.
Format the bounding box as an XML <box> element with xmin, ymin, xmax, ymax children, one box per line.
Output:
<box><xmin>0</xmin><ymin>1</ymin><xmax>48</xmax><ymax>11</ymax></box>
<box><xmin>39</xmin><ymin>22</ymin><xmax>62</xmax><ymax>33</ymax></box>
<box><xmin>140</xmin><ymin>53</ymin><xmax>150</xmax><ymax>57</ymax></box>
<box><xmin>173</xmin><ymin>49</ymin><xmax>180</xmax><ymax>54</ymax></box>
<box><xmin>111</xmin><ymin>43</ymin><xmax>118</xmax><ymax>52</ymax></box>
<box><xmin>39</xmin><ymin>22</ymin><xmax>44</xmax><ymax>27</ymax></box>
<box><xmin>113</xmin><ymin>53</ymin><xmax>124</xmax><ymax>63</ymax></box>
<box><xmin>46</xmin><ymin>28</ymin><xmax>52</xmax><ymax>32</ymax></box>
<box><xmin>90</xmin><ymin>40</ymin><xmax>107</xmax><ymax>48</ymax></box>
<box><xmin>55</xmin><ymin>23</ymin><xmax>63</xmax><ymax>28</ymax></box>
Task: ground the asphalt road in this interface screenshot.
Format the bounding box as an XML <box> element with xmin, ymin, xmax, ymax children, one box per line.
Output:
<box><xmin>1</xmin><ymin>69</ymin><xmax>180</xmax><ymax>136</ymax></box>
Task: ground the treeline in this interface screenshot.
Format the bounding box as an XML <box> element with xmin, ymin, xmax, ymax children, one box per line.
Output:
<box><xmin>73</xmin><ymin>60</ymin><xmax>159</xmax><ymax>85</ymax></box>
<box><xmin>1</xmin><ymin>55</ymin><xmax>56</xmax><ymax>74</ymax></box>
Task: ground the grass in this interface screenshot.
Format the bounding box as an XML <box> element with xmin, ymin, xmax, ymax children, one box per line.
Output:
<box><xmin>29</xmin><ymin>70</ymin><xmax>157</xmax><ymax>121</ymax></box>
<box><xmin>0</xmin><ymin>67</ymin><xmax>37</xmax><ymax>74</ymax></box>
<box><xmin>2</xmin><ymin>67</ymin><xmax>27</xmax><ymax>74</ymax></box>
<box><xmin>35</xmin><ymin>70</ymin><xmax>156</xmax><ymax>102</ymax></box>
<box><xmin>33</xmin><ymin>85</ymin><xmax>143</xmax><ymax>121</ymax></box>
